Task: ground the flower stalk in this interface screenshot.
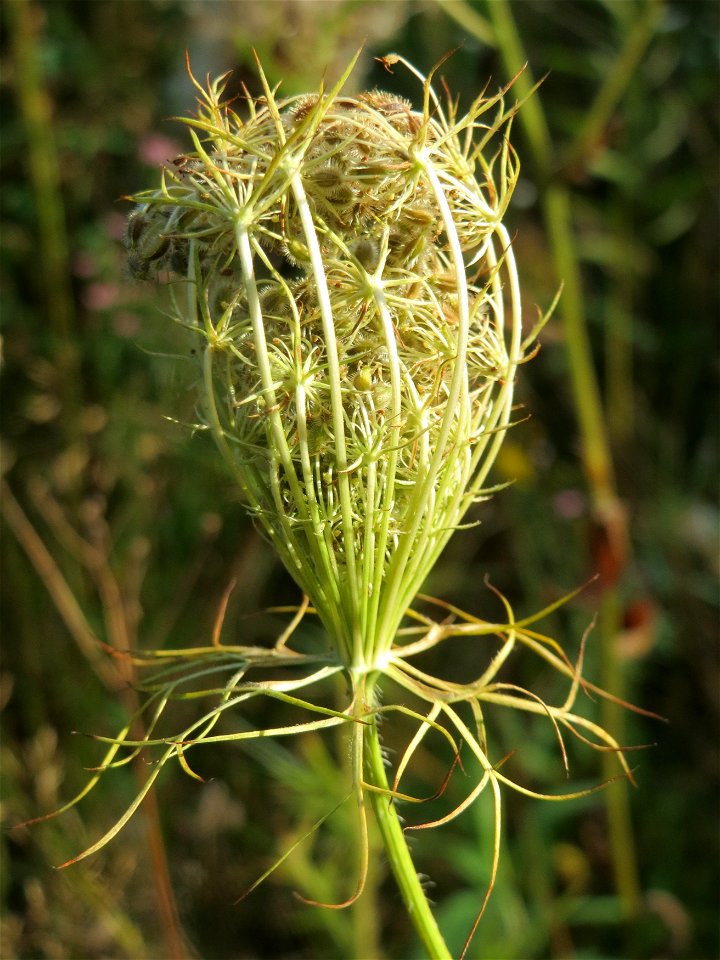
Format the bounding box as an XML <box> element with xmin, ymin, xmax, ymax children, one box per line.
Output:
<box><xmin>363</xmin><ymin>715</ymin><xmax>451</xmax><ymax>960</ymax></box>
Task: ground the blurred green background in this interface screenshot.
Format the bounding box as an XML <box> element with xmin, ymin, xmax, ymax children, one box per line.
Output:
<box><xmin>1</xmin><ymin>1</ymin><xmax>717</xmax><ymax>958</ymax></box>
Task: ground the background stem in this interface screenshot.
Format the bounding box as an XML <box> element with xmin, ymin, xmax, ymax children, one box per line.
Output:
<box><xmin>7</xmin><ymin>0</ymin><xmax>73</xmax><ymax>342</ymax></box>
<box><xmin>484</xmin><ymin>0</ymin><xmax>644</xmax><ymax>920</ymax></box>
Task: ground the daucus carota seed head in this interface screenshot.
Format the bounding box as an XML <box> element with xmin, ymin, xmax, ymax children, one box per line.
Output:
<box><xmin>129</xmin><ymin>54</ymin><xmax>526</xmax><ymax>669</ymax></box>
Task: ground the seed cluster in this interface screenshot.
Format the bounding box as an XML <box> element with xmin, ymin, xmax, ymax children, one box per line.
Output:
<box><xmin>128</xmin><ymin>62</ymin><xmax>522</xmax><ymax>664</ymax></box>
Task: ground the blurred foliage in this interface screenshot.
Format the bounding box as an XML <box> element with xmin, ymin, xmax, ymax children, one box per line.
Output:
<box><xmin>1</xmin><ymin>1</ymin><xmax>717</xmax><ymax>958</ymax></box>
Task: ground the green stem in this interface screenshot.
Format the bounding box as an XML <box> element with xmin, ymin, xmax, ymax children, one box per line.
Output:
<box><xmin>605</xmin><ymin>202</ymin><xmax>636</xmax><ymax>446</ymax></box>
<box><xmin>487</xmin><ymin>0</ymin><xmax>616</xmax><ymax>508</ymax></box>
<box><xmin>599</xmin><ymin>592</ymin><xmax>643</xmax><ymax>917</ymax></box>
<box><xmin>363</xmin><ymin>716</ymin><xmax>451</xmax><ymax>960</ymax></box>
<box><xmin>565</xmin><ymin>0</ymin><xmax>663</xmax><ymax>170</ymax></box>
<box><xmin>7</xmin><ymin>0</ymin><xmax>74</xmax><ymax>345</ymax></box>
<box><xmin>543</xmin><ymin>185</ymin><xmax>616</xmax><ymax>507</ymax></box>
<box><xmin>481</xmin><ymin>0</ymin><xmax>644</xmax><ymax>921</ymax></box>
<box><xmin>435</xmin><ymin>0</ymin><xmax>495</xmax><ymax>46</ymax></box>
<box><xmin>8</xmin><ymin>0</ymin><xmax>81</xmax><ymax>445</ymax></box>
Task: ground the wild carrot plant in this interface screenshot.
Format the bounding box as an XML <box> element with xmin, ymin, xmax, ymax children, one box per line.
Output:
<box><xmin>42</xmin><ymin>53</ymin><xmax>644</xmax><ymax>958</ymax></box>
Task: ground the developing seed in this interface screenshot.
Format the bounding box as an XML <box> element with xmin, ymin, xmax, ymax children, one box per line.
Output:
<box><xmin>260</xmin><ymin>286</ymin><xmax>292</xmax><ymax>318</ymax></box>
<box><xmin>126</xmin><ymin>251</ymin><xmax>152</xmax><ymax>282</ymax></box>
<box><xmin>305</xmin><ymin>163</ymin><xmax>344</xmax><ymax>192</ymax></box>
<box><xmin>354</xmin><ymin>366</ymin><xmax>373</xmax><ymax>392</ymax></box>
<box><xmin>169</xmin><ymin>241</ymin><xmax>189</xmax><ymax>276</ymax></box>
<box><xmin>403</xmin><ymin>206</ymin><xmax>437</xmax><ymax>228</ymax></box>
<box><xmin>349</xmin><ymin>238</ymin><xmax>380</xmax><ymax>272</ymax></box>
<box><xmin>291</xmin><ymin>95</ymin><xmax>319</xmax><ymax>122</ymax></box>
<box><xmin>143</xmin><ymin>234</ymin><xmax>170</xmax><ymax>262</ymax></box>
<box><xmin>284</xmin><ymin>238</ymin><xmax>310</xmax><ymax>265</ymax></box>
<box><xmin>126</xmin><ymin>204</ymin><xmax>172</xmax><ymax>265</ymax></box>
<box><xmin>373</xmin><ymin>382</ymin><xmax>392</xmax><ymax>408</ymax></box>
<box><xmin>125</xmin><ymin>206</ymin><xmax>149</xmax><ymax>247</ymax></box>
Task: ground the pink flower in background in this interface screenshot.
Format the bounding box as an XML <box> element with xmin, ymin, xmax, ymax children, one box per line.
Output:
<box><xmin>138</xmin><ymin>134</ymin><xmax>182</xmax><ymax>167</ymax></box>
<box><xmin>104</xmin><ymin>211</ymin><xmax>127</xmax><ymax>242</ymax></box>
<box><xmin>112</xmin><ymin>311</ymin><xmax>141</xmax><ymax>337</ymax></box>
<box><xmin>552</xmin><ymin>488</ymin><xmax>587</xmax><ymax>519</ymax></box>
<box><xmin>72</xmin><ymin>251</ymin><xmax>97</xmax><ymax>279</ymax></box>
<box><xmin>83</xmin><ymin>282</ymin><xmax>119</xmax><ymax>311</ymax></box>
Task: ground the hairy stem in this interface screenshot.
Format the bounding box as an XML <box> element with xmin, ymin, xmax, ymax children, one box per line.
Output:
<box><xmin>363</xmin><ymin>713</ymin><xmax>451</xmax><ymax>960</ymax></box>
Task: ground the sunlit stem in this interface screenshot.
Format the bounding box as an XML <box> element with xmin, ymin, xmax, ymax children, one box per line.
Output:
<box><xmin>363</xmin><ymin>710</ymin><xmax>452</xmax><ymax>960</ymax></box>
